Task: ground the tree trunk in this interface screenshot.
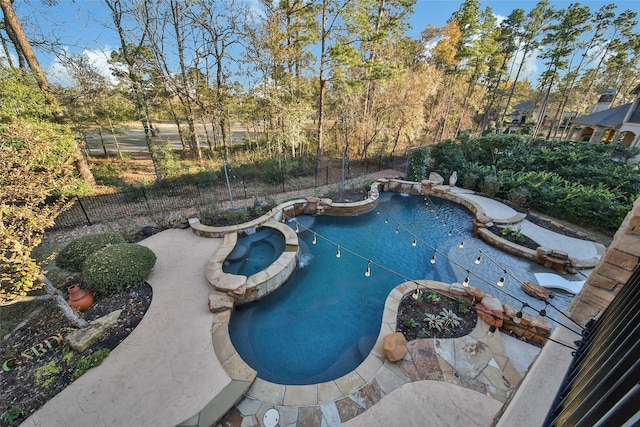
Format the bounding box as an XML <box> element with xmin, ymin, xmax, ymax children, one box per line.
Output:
<box><xmin>98</xmin><ymin>125</ymin><xmax>109</xmax><ymax>158</ymax></box>
<box><xmin>1</xmin><ymin>29</ymin><xmax>16</xmax><ymax>68</ymax></box>
<box><xmin>43</xmin><ymin>277</ymin><xmax>88</xmax><ymax>328</ymax></box>
<box><xmin>2</xmin><ymin>277</ymin><xmax>88</xmax><ymax>328</ymax></box>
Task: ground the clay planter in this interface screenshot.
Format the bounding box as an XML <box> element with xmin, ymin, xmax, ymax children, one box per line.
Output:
<box><xmin>67</xmin><ymin>285</ymin><xmax>94</xmax><ymax>311</ymax></box>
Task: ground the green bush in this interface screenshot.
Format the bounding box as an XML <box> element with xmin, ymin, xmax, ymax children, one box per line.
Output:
<box><xmin>507</xmin><ymin>187</ymin><xmax>530</xmax><ymax>208</ymax></box>
<box><xmin>56</xmin><ymin>233</ymin><xmax>126</xmax><ymax>272</ymax></box>
<box><xmin>429</xmin><ymin>135</ymin><xmax>637</xmax><ymax>233</ymax></box>
<box><xmin>429</xmin><ymin>139</ymin><xmax>465</xmax><ymax>178</ymax></box>
<box><xmin>225</xmin><ymin>208</ymin><xmax>249</xmax><ymax>224</ymax></box>
<box><xmin>480</xmin><ymin>174</ymin><xmax>501</xmax><ymax>197</ymax></box>
<box><xmin>407</xmin><ymin>146</ymin><xmax>429</xmax><ymax>181</ymax></box>
<box><xmin>461</xmin><ymin>172</ymin><xmax>479</xmax><ymax>190</ymax></box>
<box><xmin>82</xmin><ymin>243</ymin><xmax>156</xmax><ymax>295</ymax></box>
<box><xmin>92</xmin><ymin>163</ymin><xmax>125</xmax><ymax>187</ymax></box>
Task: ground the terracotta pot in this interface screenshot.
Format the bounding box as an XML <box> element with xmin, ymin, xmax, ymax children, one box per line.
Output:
<box><xmin>67</xmin><ymin>285</ymin><xmax>94</xmax><ymax>311</ymax></box>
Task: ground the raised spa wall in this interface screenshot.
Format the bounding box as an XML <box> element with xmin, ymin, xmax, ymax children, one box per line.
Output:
<box><xmin>189</xmin><ymin>180</ymin><xmax>383</xmax><ymax>304</ymax></box>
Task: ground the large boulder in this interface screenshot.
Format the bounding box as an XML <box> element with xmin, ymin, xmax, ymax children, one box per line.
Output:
<box><xmin>383</xmin><ymin>332</ymin><xmax>408</xmax><ymax>362</ymax></box>
<box><xmin>428</xmin><ymin>172</ymin><xmax>444</xmax><ymax>185</ymax></box>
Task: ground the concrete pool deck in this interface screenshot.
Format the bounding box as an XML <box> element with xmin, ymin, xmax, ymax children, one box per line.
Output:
<box><xmin>24</xmin><ymin>190</ymin><xmax>599</xmax><ymax>426</ymax></box>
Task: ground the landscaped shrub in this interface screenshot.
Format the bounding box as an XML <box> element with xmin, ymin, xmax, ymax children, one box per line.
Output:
<box><xmin>56</xmin><ymin>233</ymin><xmax>126</xmax><ymax>272</ymax></box>
<box><xmin>82</xmin><ymin>243</ymin><xmax>156</xmax><ymax>295</ymax></box>
<box><xmin>480</xmin><ymin>174</ymin><xmax>501</xmax><ymax>197</ymax></box>
<box><xmin>225</xmin><ymin>208</ymin><xmax>249</xmax><ymax>224</ymax></box>
<box><xmin>407</xmin><ymin>146</ymin><xmax>430</xmax><ymax>182</ymax></box>
<box><xmin>461</xmin><ymin>172</ymin><xmax>479</xmax><ymax>190</ymax></box>
<box><xmin>429</xmin><ymin>139</ymin><xmax>465</xmax><ymax>178</ymax></box>
<box><xmin>429</xmin><ymin>135</ymin><xmax>639</xmax><ymax>233</ymax></box>
<box><xmin>507</xmin><ymin>187</ymin><xmax>530</xmax><ymax>208</ymax></box>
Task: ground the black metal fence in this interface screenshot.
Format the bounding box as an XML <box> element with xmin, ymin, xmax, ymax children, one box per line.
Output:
<box><xmin>51</xmin><ymin>156</ymin><xmax>407</xmax><ymax>230</ymax></box>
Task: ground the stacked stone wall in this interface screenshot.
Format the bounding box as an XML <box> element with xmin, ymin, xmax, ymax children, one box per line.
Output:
<box><xmin>568</xmin><ymin>197</ymin><xmax>640</xmax><ymax>325</ymax></box>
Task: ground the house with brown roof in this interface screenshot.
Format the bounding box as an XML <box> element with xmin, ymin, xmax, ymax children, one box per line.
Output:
<box><xmin>567</xmin><ymin>84</ymin><xmax>640</xmax><ymax>146</ymax></box>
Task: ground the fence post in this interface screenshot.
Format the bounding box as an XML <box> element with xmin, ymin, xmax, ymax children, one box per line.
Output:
<box><xmin>76</xmin><ymin>196</ymin><xmax>92</xmax><ymax>226</ymax></box>
<box><xmin>241</xmin><ymin>176</ymin><xmax>247</xmax><ymax>199</ymax></box>
<box><xmin>325</xmin><ymin>166</ymin><xmax>329</xmax><ymax>185</ymax></box>
<box><xmin>141</xmin><ymin>187</ymin><xmax>151</xmax><ymax>210</ymax></box>
<box><xmin>404</xmin><ymin>149</ymin><xmax>411</xmax><ymax>179</ymax></box>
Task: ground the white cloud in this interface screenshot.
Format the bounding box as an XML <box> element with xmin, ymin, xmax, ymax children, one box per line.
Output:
<box><xmin>0</xmin><ymin>50</ymin><xmax>18</xmax><ymax>68</ymax></box>
<box><xmin>509</xmin><ymin>48</ymin><xmax>539</xmax><ymax>81</ymax></box>
<box><xmin>84</xmin><ymin>48</ymin><xmax>118</xmax><ymax>85</ymax></box>
<box><xmin>46</xmin><ymin>47</ymin><xmax>117</xmax><ymax>87</ymax></box>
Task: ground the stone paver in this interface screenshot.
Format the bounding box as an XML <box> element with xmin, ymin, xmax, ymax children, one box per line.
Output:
<box><xmin>342</xmin><ymin>381</ymin><xmax>503</xmax><ymax>427</ymax></box>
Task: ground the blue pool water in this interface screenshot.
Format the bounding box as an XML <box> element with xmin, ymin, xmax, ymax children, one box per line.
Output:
<box><xmin>229</xmin><ymin>193</ymin><xmax>573</xmax><ymax>385</ymax></box>
<box><xmin>223</xmin><ymin>228</ymin><xmax>285</xmax><ymax>276</ymax></box>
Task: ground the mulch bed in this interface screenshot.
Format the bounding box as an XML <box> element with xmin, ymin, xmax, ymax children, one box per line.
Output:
<box><xmin>321</xmin><ymin>187</ymin><xmax>369</xmax><ymax>202</ymax></box>
<box><xmin>486</xmin><ymin>202</ymin><xmax>598</xmax><ymax>252</ymax></box>
<box><xmin>487</xmin><ymin>225</ymin><xmax>541</xmax><ymax>251</ymax></box>
<box><xmin>198</xmin><ymin>205</ymin><xmax>275</xmax><ymax>227</ymax></box>
<box><xmin>0</xmin><ymin>280</ymin><xmax>151</xmax><ymax>426</ymax></box>
<box><xmin>396</xmin><ymin>291</ymin><xmax>477</xmax><ymax>341</ymax></box>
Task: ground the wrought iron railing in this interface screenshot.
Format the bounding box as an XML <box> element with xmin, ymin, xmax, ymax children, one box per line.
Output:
<box><xmin>543</xmin><ymin>264</ymin><xmax>640</xmax><ymax>426</ymax></box>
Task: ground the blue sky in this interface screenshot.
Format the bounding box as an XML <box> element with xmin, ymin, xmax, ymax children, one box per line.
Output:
<box><xmin>8</xmin><ymin>0</ymin><xmax>640</xmax><ymax>84</ymax></box>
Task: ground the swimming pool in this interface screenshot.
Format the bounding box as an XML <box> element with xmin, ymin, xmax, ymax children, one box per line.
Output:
<box><xmin>229</xmin><ymin>192</ymin><xmax>571</xmax><ymax>385</ymax></box>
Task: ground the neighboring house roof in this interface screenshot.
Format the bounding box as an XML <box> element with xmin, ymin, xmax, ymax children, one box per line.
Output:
<box><xmin>570</xmin><ymin>103</ymin><xmax>632</xmax><ymax>128</ymax></box>
<box><xmin>512</xmin><ymin>100</ymin><xmax>534</xmax><ymax>111</ymax></box>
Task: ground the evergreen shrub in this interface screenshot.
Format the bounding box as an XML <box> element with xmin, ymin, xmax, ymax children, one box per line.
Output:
<box><xmin>82</xmin><ymin>243</ymin><xmax>156</xmax><ymax>295</ymax></box>
<box><xmin>407</xmin><ymin>147</ymin><xmax>429</xmax><ymax>182</ymax></box>
<box><xmin>56</xmin><ymin>232</ymin><xmax>126</xmax><ymax>272</ymax></box>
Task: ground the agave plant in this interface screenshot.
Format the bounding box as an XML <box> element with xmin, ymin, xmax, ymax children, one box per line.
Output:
<box><xmin>440</xmin><ymin>308</ymin><xmax>462</xmax><ymax>329</ymax></box>
<box><xmin>424</xmin><ymin>313</ymin><xmax>444</xmax><ymax>331</ymax></box>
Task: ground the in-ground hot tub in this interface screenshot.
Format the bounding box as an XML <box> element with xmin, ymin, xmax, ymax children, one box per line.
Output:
<box><xmin>222</xmin><ymin>228</ymin><xmax>286</xmax><ymax>277</ymax></box>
